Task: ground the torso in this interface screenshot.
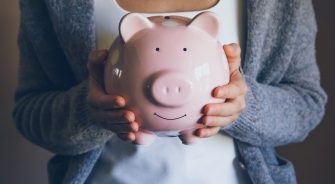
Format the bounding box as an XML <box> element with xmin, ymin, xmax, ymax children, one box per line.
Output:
<box><xmin>87</xmin><ymin>0</ymin><xmax>246</xmax><ymax>183</ymax></box>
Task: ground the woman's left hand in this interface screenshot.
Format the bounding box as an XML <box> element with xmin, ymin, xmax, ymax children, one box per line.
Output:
<box><xmin>196</xmin><ymin>43</ymin><xmax>249</xmax><ymax>138</ymax></box>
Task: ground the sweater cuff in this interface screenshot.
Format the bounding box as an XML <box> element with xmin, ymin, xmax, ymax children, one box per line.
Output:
<box><xmin>74</xmin><ymin>79</ymin><xmax>113</xmax><ymax>139</ymax></box>
<box><xmin>56</xmin><ymin>80</ymin><xmax>113</xmax><ymax>155</ymax></box>
<box><xmin>221</xmin><ymin>76</ymin><xmax>261</xmax><ymax>143</ymax></box>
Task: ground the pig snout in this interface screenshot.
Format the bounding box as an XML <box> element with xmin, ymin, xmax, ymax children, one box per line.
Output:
<box><xmin>150</xmin><ymin>72</ymin><xmax>193</xmax><ymax>107</ymax></box>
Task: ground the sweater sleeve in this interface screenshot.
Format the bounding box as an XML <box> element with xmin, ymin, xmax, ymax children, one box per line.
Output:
<box><xmin>12</xmin><ymin>22</ymin><xmax>113</xmax><ymax>156</ymax></box>
<box><xmin>223</xmin><ymin>1</ymin><xmax>327</xmax><ymax>147</ymax></box>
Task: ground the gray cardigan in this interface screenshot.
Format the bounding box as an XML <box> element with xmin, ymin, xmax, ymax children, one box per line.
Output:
<box><xmin>13</xmin><ymin>0</ymin><xmax>327</xmax><ymax>183</ymax></box>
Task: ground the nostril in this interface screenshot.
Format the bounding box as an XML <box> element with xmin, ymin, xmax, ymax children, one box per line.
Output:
<box><xmin>177</xmin><ymin>87</ymin><xmax>182</xmax><ymax>93</ymax></box>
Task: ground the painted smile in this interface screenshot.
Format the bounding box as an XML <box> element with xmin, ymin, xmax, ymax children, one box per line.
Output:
<box><xmin>154</xmin><ymin>113</ymin><xmax>187</xmax><ymax>120</ymax></box>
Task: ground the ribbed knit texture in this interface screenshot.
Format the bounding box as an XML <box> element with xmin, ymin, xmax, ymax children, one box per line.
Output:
<box><xmin>13</xmin><ymin>0</ymin><xmax>327</xmax><ymax>183</ymax></box>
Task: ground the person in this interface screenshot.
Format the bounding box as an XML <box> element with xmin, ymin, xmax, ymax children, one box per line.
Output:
<box><xmin>13</xmin><ymin>0</ymin><xmax>327</xmax><ymax>183</ymax></box>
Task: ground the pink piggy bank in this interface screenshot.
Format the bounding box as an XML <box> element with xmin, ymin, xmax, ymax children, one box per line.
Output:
<box><xmin>104</xmin><ymin>12</ymin><xmax>230</xmax><ymax>145</ymax></box>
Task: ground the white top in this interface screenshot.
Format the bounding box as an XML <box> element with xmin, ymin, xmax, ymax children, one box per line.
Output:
<box><xmin>87</xmin><ymin>1</ymin><xmax>246</xmax><ymax>184</ymax></box>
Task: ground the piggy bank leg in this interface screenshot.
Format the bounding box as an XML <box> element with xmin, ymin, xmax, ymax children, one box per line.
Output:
<box><xmin>134</xmin><ymin>131</ymin><xmax>156</xmax><ymax>145</ymax></box>
<box><xmin>179</xmin><ymin>130</ymin><xmax>198</xmax><ymax>145</ymax></box>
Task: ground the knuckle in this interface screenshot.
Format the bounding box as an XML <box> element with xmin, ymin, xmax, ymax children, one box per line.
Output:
<box><xmin>222</xmin><ymin>87</ymin><xmax>230</xmax><ymax>97</ymax></box>
<box><xmin>219</xmin><ymin>106</ymin><xmax>228</xmax><ymax>116</ymax></box>
<box><xmin>237</xmin><ymin>83</ymin><xmax>247</xmax><ymax>95</ymax></box>
<box><xmin>232</xmin><ymin>69</ymin><xmax>240</xmax><ymax>78</ymax></box>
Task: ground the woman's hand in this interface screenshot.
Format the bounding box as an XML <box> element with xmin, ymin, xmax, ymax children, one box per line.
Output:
<box><xmin>196</xmin><ymin>43</ymin><xmax>249</xmax><ymax>138</ymax></box>
<box><xmin>86</xmin><ymin>50</ymin><xmax>139</xmax><ymax>142</ymax></box>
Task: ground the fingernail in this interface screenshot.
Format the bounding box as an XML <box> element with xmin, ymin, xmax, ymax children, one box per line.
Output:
<box><xmin>128</xmin><ymin>132</ymin><xmax>136</xmax><ymax>141</ymax></box>
<box><xmin>229</xmin><ymin>46</ymin><xmax>237</xmax><ymax>53</ymax></box>
<box><xmin>194</xmin><ymin>129</ymin><xmax>201</xmax><ymax>137</ymax></box>
<box><xmin>203</xmin><ymin>105</ymin><xmax>210</xmax><ymax>114</ymax></box>
<box><xmin>131</xmin><ymin>122</ymin><xmax>139</xmax><ymax>132</ymax></box>
<box><xmin>124</xmin><ymin>112</ymin><xmax>134</xmax><ymax>122</ymax></box>
<box><xmin>115</xmin><ymin>97</ymin><xmax>125</xmax><ymax>107</ymax></box>
<box><xmin>214</xmin><ymin>88</ymin><xmax>222</xmax><ymax>97</ymax></box>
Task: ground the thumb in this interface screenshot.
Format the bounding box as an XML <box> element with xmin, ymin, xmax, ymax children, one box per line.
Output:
<box><xmin>223</xmin><ymin>43</ymin><xmax>241</xmax><ymax>74</ymax></box>
<box><xmin>87</xmin><ymin>49</ymin><xmax>109</xmax><ymax>85</ymax></box>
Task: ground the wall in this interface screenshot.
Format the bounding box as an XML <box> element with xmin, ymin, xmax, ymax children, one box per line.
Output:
<box><xmin>278</xmin><ymin>1</ymin><xmax>335</xmax><ymax>184</ymax></box>
<box><xmin>0</xmin><ymin>0</ymin><xmax>51</xmax><ymax>184</ymax></box>
<box><xmin>0</xmin><ymin>1</ymin><xmax>334</xmax><ymax>183</ymax></box>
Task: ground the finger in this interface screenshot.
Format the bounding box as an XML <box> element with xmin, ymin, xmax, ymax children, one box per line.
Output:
<box><xmin>223</xmin><ymin>43</ymin><xmax>241</xmax><ymax>73</ymax></box>
<box><xmin>108</xmin><ymin>122</ymin><xmax>139</xmax><ymax>133</ymax></box>
<box><xmin>203</xmin><ymin>97</ymin><xmax>246</xmax><ymax>116</ymax></box>
<box><xmin>224</xmin><ymin>43</ymin><xmax>241</xmax><ymax>58</ymax></box>
<box><xmin>87</xmin><ymin>79</ymin><xmax>126</xmax><ymax>110</ymax></box>
<box><xmin>87</xmin><ymin>49</ymin><xmax>109</xmax><ymax>85</ymax></box>
<box><xmin>213</xmin><ymin>71</ymin><xmax>248</xmax><ymax>99</ymax></box>
<box><xmin>200</xmin><ymin>115</ymin><xmax>239</xmax><ymax>127</ymax></box>
<box><xmin>92</xmin><ymin>109</ymin><xmax>135</xmax><ymax>124</ymax></box>
<box><xmin>195</xmin><ymin>127</ymin><xmax>221</xmax><ymax>138</ymax></box>
<box><xmin>117</xmin><ymin>132</ymin><xmax>136</xmax><ymax>142</ymax></box>
<box><xmin>179</xmin><ymin>133</ymin><xmax>197</xmax><ymax>145</ymax></box>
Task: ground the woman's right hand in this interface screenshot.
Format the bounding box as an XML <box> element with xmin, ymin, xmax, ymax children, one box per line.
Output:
<box><xmin>86</xmin><ymin>50</ymin><xmax>139</xmax><ymax>142</ymax></box>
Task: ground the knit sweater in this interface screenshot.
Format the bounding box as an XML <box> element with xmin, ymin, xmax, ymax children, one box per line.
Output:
<box><xmin>13</xmin><ymin>0</ymin><xmax>327</xmax><ymax>183</ymax></box>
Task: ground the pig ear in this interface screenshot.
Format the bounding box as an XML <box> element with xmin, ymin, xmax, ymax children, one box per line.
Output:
<box><xmin>188</xmin><ymin>12</ymin><xmax>220</xmax><ymax>39</ymax></box>
<box><xmin>120</xmin><ymin>13</ymin><xmax>154</xmax><ymax>43</ymax></box>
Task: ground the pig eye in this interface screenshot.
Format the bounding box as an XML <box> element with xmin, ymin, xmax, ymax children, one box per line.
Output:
<box><xmin>183</xmin><ymin>48</ymin><xmax>188</xmax><ymax>52</ymax></box>
<box><xmin>155</xmin><ymin>48</ymin><xmax>160</xmax><ymax>52</ymax></box>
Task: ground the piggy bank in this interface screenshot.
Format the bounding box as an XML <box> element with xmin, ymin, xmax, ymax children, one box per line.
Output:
<box><xmin>104</xmin><ymin>12</ymin><xmax>230</xmax><ymax>145</ymax></box>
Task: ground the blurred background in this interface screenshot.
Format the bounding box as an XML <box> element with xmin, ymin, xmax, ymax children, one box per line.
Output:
<box><xmin>0</xmin><ymin>1</ymin><xmax>334</xmax><ymax>183</ymax></box>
